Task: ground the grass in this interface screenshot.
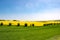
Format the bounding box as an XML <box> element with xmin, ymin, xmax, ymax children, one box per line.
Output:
<box><xmin>0</xmin><ymin>25</ymin><xmax>60</xmax><ymax>40</ymax></box>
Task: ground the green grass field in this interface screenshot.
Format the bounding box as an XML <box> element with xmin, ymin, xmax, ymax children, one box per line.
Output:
<box><xmin>0</xmin><ymin>25</ymin><xmax>60</xmax><ymax>40</ymax></box>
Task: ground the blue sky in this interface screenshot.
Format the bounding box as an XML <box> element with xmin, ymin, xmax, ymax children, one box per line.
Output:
<box><xmin>0</xmin><ymin>0</ymin><xmax>60</xmax><ymax>21</ymax></box>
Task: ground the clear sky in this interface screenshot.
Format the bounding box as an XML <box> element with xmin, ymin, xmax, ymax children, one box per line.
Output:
<box><xmin>0</xmin><ymin>0</ymin><xmax>60</xmax><ymax>21</ymax></box>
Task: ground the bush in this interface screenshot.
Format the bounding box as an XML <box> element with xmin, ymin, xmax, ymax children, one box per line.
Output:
<box><xmin>44</xmin><ymin>24</ymin><xmax>48</xmax><ymax>26</ymax></box>
<box><xmin>32</xmin><ymin>24</ymin><xmax>34</xmax><ymax>26</ymax></box>
<box><xmin>44</xmin><ymin>23</ymin><xmax>53</xmax><ymax>26</ymax></box>
<box><xmin>0</xmin><ymin>22</ymin><xmax>3</xmax><ymax>26</ymax></box>
<box><xmin>17</xmin><ymin>23</ymin><xmax>20</xmax><ymax>26</ymax></box>
<box><xmin>8</xmin><ymin>23</ymin><xmax>12</xmax><ymax>26</ymax></box>
<box><xmin>24</xmin><ymin>23</ymin><xmax>27</xmax><ymax>27</ymax></box>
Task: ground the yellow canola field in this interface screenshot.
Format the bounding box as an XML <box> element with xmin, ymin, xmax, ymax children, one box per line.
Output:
<box><xmin>0</xmin><ymin>20</ymin><xmax>60</xmax><ymax>26</ymax></box>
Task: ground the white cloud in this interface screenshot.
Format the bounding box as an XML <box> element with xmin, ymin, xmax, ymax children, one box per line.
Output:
<box><xmin>25</xmin><ymin>2</ymin><xmax>34</xmax><ymax>8</ymax></box>
<box><xmin>25</xmin><ymin>0</ymin><xmax>60</xmax><ymax>8</ymax></box>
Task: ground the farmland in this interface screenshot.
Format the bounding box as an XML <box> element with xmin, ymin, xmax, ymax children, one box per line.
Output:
<box><xmin>0</xmin><ymin>24</ymin><xmax>60</xmax><ymax>40</ymax></box>
<box><xmin>0</xmin><ymin>20</ymin><xmax>60</xmax><ymax>27</ymax></box>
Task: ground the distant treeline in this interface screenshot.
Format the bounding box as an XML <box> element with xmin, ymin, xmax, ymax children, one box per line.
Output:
<box><xmin>0</xmin><ymin>20</ymin><xmax>18</xmax><ymax>21</ymax></box>
<box><xmin>44</xmin><ymin>23</ymin><xmax>60</xmax><ymax>26</ymax></box>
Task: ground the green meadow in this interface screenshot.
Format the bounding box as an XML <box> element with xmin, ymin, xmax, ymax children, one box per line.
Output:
<box><xmin>0</xmin><ymin>25</ymin><xmax>60</xmax><ymax>40</ymax></box>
